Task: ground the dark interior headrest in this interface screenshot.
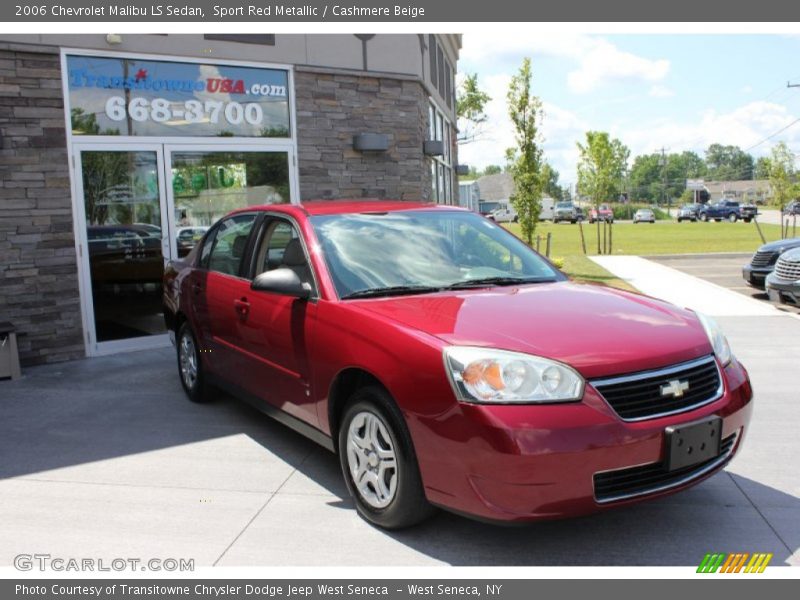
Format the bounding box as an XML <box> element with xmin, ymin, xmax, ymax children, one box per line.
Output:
<box><xmin>282</xmin><ymin>238</ymin><xmax>306</xmax><ymax>266</ymax></box>
<box><xmin>232</xmin><ymin>235</ymin><xmax>248</xmax><ymax>259</ymax></box>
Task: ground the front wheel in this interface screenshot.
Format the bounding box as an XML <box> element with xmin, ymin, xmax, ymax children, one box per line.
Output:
<box><xmin>744</xmin><ymin>218</ymin><xmax>752</xmax><ymax>223</ymax></box>
<box><xmin>177</xmin><ymin>322</ymin><xmax>213</xmax><ymax>403</ymax></box>
<box><xmin>338</xmin><ymin>387</ymin><xmax>434</xmax><ymax>529</ymax></box>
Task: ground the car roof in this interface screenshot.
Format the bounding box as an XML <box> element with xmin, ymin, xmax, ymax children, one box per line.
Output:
<box><xmin>229</xmin><ymin>200</ymin><xmax>464</xmax><ymax>218</ymax></box>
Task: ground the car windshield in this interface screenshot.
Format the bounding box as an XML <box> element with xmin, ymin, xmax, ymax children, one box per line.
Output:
<box><xmin>310</xmin><ymin>210</ymin><xmax>561</xmax><ymax>299</ymax></box>
<box><xmin>556</xmin><ymin>202</ymin><xmax>572</xmax><ymax>209</ymax></box>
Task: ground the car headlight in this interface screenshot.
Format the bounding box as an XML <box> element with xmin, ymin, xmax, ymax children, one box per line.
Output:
<box><xmin>443</xmin><ymin>347</ymin><xmax>584</xmax><ymax>404</ymax></box>
<box><xmin>696</xmin><ymin>312</ymin><xmax>732</xmax><ymax>367</ymax></box>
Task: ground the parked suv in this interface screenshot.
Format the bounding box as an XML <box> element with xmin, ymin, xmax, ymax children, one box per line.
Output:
<box><xmin>766</xmin><ymin>247</ymin><xmax>800</xmax><ymax>306</ymax></box>
<box><xmin>677</xmin><ymin>204</ymin><xmax>700</xmax><ymax>222</ymax></box>
<box><xmin>697</xmin><ymin>200</ymin><xmax>742</xmax><ymax>222</ymax></box>
<box><xmin>742</xmin><ymin>237</ymin><xmax>800</xmax><ymax>289</ymax></box>
<box><xmin>783</xmin><ymin>200</ymin><xmax>800</xmax><ymax>217</ymax></box>
<box><xmin>553</xmin><ymin>202</ymin><xmax>583</xmax><ymax>223</ymax></box>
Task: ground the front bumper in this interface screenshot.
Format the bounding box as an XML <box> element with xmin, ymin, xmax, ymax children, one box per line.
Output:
<box><xmin>765</xmin><ymin>274</ymin><xmax>800</xmax><ymax>305</ymax></box>
<box><xmin>742</xmin><ymin>264</ymin><xmax>772</xmax><ymax>289</ymax></box>
<box><xmin>415</xmin><ymin>358</ymin><xmax>753</xmax><ymax>522</ymax></box>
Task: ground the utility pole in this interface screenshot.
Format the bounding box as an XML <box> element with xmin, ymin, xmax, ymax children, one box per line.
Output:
<box><xmin>659</xmin><ymin>147</ymin><xmax>668</xmax><ymax>214</ymax></box>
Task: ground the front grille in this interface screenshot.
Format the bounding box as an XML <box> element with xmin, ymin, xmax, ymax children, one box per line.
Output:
<box><xmin>750</xmin><ymin>249</ymin><xmax>777</xmax><ymax>268</ymax></box>
<box><xmin>593</xmin><ymin>433</ymin><xmax>737</xmax><ymax>503</ymax></box>
<box><xmin>775</xmin><ymin>255</ymin><xmax>800</xmax><ymax>281</ymax></box>
<box><xmin>591</xmin><ymin>355</ymin><xmax>722</xmax><ymax>421</ymax></box>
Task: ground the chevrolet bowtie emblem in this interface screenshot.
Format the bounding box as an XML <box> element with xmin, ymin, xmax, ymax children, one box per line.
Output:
<box><xmin>661</xmin><ymin>379</ymin><xmax>690</xmax><ymax>398</ymax></box>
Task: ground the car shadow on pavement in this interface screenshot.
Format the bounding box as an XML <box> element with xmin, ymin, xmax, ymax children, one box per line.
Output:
<box><xmin>1</xmin><ymin>348</ymin><xmax>796</xmax><ymax>567</ymax></box>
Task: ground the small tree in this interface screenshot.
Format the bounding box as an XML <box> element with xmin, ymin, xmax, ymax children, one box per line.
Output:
<box><xmin>456</xmin><ymin>73</ymin><xmax>491</xmax><ymax>145</ymax></box>
<box><xmin>766</xmin><ymin>141</ymin><xmax>797</xmax><ymax>209</ymax></box>
<box><xmin>506</xmin><ymin>58</ymin><xmax>544</xmax><ymax>245</ymax></box>
<box><xmin>577</xmin><ymin>132</ymin><xmax>629</xmax><ymax>253</ymax></box>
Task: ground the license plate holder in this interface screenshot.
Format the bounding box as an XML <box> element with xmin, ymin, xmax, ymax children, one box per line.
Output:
<box><xmin>665</xmin><ymin>417</ymin><xmax>722</xmax><ymax>471</ymax></box>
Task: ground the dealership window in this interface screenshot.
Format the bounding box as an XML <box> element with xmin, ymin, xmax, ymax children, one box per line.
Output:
<box><xmin>429</xmin><ymin>101</ymin><xmax>454</xmax><ymax>205</ymax></box>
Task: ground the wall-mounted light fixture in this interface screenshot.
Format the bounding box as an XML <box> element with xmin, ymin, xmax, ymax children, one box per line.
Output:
<box><xmin>353</xmin><ymin>133</ymin><xmax>389</xmax><ymax>152</ymax></box>
<box><xmin>456</xmin><ymin>164</ymin><xmax>470</xmax><ymax>176</ymax></box>
<box><xmin>423</xmin><ymin>140</ymin><xmax>444</xmax><ymax>156</ymax></box>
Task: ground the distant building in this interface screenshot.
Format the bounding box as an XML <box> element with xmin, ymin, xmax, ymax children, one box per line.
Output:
<box><xmin>698</xmin><ymin>180</ymin><xmax>773</xmax><ymax>204</ymax></box>
<box><xmin>476</xmin><ymin>172</ymin><xmax>515</xmax><ymax>202</ymax></box>
<box><xmin>458</xmin><ymin>180</ymin><xmax>480</xmax><ymax>211</ymax></box>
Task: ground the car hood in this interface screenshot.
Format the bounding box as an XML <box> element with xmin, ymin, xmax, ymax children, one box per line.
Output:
<box><xmin>349</xmin><ymin>282</ymin><xmax>712</xmax><ymax>379</ymax></box>
<box><xmin>757</xmin><ymin>237</ymin><xmax>800</xmax><ymax>253</ymax></box>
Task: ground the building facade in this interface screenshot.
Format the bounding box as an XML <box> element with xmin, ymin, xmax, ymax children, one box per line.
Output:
<box><xmin>0</xmin><ymin>34</ymin><xmax>460</xmax><ymax>365</ymax></box>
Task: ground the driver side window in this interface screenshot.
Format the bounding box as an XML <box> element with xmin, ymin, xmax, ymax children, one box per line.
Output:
<box><xmin>254</xmin><ymin>219</ymin><xmax>316</xmax><ymax>293</ymax></box>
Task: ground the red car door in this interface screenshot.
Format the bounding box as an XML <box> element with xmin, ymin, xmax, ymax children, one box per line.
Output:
<box><xmin>195</xmin><ymin>213</ymin><xmax>259</xmax><ymax>376</ymax></box>
<box><xmin>230</xmin><ymin>217</ymin><xmax>319</xmax><ymax>427</ymax></box>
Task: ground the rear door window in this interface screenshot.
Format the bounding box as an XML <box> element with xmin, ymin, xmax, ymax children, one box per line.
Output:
<box><xmin>204</xmin><ymin>214</ymin><xmax>258</xmax><ymax>277</ymax></box>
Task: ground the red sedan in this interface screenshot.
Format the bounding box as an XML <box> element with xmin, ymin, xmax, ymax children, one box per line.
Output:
<box><xmin>163</xmin><ymin>201</ymin><xmax>753</xmax><ymax>528</ymax></box>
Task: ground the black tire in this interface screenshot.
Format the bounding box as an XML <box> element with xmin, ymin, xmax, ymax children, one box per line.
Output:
<box><xmin>338</xmin><ymin>386</ymin><xmax>435</xmax><ymax>529</ymax></box>
<box><xmin>700</xmin><ymin>213</ymin><xmax>709</xmax><ymax>222</ymax></box>
<box><xmin>176</xmin><ymin>321</ymin><xmax>214</xmax><ymax>403</ymax></box>
<box><xmin>513</xmin><ymin>216</ymin><xmax>519</xmax><ymax>223</ymax></box>
<box><xmin>728</xmin><ymin>213</ymin><xmax>738</xmax><ymax>223</ymax></box>
<box><xmin>677</xmin><ymin>218</ymin><xmax>683</xmax><ymax>223</ymax></box>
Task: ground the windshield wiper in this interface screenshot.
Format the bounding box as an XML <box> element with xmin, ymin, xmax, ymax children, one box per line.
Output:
<box><xmin>341</xmin><ymin>285</ymin><xmax>444</xmax><ymax>300</ymax></box>
<box><xmin>445</xmin><ymin>276</ymin><xmax>555</xmax><ymax>290</ymax></box>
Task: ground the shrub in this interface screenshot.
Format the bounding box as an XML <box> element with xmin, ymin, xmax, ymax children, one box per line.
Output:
<box><xmin>612</xmin><ymin>203</ymin><xmax>670</xmax><ymax>221</ymax></box>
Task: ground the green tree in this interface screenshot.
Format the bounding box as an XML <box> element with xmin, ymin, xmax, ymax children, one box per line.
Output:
<box><xmin>505</xmin><ymin>58</ymin><xmax>544</xmax><ymax>245</ymax></box>
<box><xmin>576</xmin><ymin>131</ymin><xmax>629</xmax><ymax>205</ymax></box>
<box><xmin>629</xmin><ymin>150</ymin><xmax>706</xmax><ymax>203</ymax></box>
<box><xmin>704</xmin><ymin>144</ymin><xmax>754</xmax><ymax>180</ymax></box>
<box><xmin>456</xmin><ymin>73</ymin><xmax>491</xmax><ymax>144</ymax></box>
<box><xmin>766</xmin><ymin>141</ymin><xmax>797</xmax><ymax>208</ymax></box>
<box><xmin>482</xmin><ymin>164</ymin><xmax>503</xmax><ymax>176</ymax></box>
<box><xmin>754</xmin><ymin>156</ymin><xmax>771</xmax><ymax>180</ymax></box>
<box><xmin>540</xmin><ymin>162</ymin><xmax>563</xmax><ymax>200</ymax></box>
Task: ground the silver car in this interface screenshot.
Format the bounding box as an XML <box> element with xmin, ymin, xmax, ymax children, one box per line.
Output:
<box><xmin>633</xmin><ymin>209</ymin><xmax>655</xmax><ymax>224</ymax></box>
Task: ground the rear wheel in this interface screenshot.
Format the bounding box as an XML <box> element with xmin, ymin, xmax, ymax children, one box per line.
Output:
<box><xmin>338</xmin><ymin>386</ymin><xmax>434</xmax><ymax>529</ymax></box>
<box><xmin>700</xmin><ymin>213</ymin><xmax>709</xmax><ymax>222</ymax></box>
<box><xmin>728</xmin><ymin>213</ymin><xmax>739</xmax><ymax>223</ymax></box>
<box><xmin>177</xmin><ymin>322</ymin><xmax>213</xmax><ymax>403</ymax></box>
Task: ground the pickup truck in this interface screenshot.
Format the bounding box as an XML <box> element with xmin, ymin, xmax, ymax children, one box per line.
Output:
<box><xmin>697</xmin><ymin>200</ymin><xmax>756</xmax><ymax>223</ymax></box>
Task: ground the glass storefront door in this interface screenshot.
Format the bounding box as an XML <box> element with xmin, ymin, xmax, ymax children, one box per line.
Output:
<box><xmin>74</xmin><ymin>143</ymin><xmax>294</xmax><ymax>355</ymax></box>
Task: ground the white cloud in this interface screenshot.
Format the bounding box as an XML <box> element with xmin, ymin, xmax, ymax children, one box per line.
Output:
<box><xmin>648</xmin><ymin>84</ymin><xmax>676</xmax><ymax>98</ymax></box>
<box><xmin>460</xmin><ymin>33</ymin><xmax>670</xmax><ymax>95</ymax></box>
<box><xmin>741</xmin><ymin>84</ymin><xmax>754</xmax><ymax>94</ymax></box>
<box><xmin>458</xmin><ymin>72</ymin><xmax>587</xmax><ymax>183</ymax></box>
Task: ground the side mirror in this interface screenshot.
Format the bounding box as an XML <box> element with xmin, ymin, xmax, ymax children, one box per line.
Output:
<box><xmin>251</xmin><ymin>268</ymin><xmax>311</xmax><ymax>299</ymax></box>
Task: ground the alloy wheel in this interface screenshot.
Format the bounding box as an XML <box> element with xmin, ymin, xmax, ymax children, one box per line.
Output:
<box><xmin>179</xmin><ymin>332</ymin><xmax>198</xmax><ymax>391</ymax></box>
<box><xmin>346</xmin><ymin>411</ymin><xmax>398</xmax><ymax>509</ymax></box>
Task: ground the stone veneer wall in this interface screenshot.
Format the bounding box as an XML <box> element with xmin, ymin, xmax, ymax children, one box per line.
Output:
<box><xmin>0</xmin><ymin>42</ymin><xmax>84</xmax><ymax>365</ymax></box>
<box><xmin>294</xmin><ymin>69</ymin><xmax>439</xmax><ymax>201</ymax></box>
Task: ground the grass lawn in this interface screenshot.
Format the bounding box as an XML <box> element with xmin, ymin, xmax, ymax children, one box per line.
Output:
<box><xmin>505</xmin><ymin>220</ymin><xmax>784</xmax><ymax>257</ymax></box>
<box><xmin>504</xmin><ymin>220</ymin><xmax>784</xmax><ymax>292</ymax></box>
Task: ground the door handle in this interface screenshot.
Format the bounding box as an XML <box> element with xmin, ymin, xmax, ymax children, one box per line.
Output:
<box><xmin>234</xmin><ymin>298</ymin><xmax>250</xmax><ymax>317</ymax></box>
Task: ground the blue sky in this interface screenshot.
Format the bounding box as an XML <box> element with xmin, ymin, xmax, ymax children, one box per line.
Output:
<box><xmin>458</xmin><ymin>34</ymin><xmax>800</xmax><ymax>187</ymax></box>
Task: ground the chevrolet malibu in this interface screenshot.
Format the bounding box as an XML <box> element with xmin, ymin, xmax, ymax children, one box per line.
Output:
<box><xmin>162</xmin><ymin>201</ymin><xmax>753</xmax><ymax>529</ymax></box>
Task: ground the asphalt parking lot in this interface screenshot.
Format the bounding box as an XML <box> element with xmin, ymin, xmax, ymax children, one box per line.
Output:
<box><xmin>1</xmin><ymin>261</ymin><xmax>798</xmax><ymax>567</ymax></box>
<box><xmin>649</xmin><ymin>253</ymin><xmax>800</xmax><ymax>316</ymax></box>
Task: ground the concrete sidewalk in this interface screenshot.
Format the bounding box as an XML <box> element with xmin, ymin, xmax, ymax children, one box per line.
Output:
<box><xmin>590</xmin><ymin>255</ymin><xmax>782</xmax><ymax>317</ymax></box>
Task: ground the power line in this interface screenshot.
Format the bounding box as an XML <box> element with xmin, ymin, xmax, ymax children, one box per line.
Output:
<box><xmin>742</xmin><ymin>117</ymin><xmax>800</xmax><ymax>152</ymax></box>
